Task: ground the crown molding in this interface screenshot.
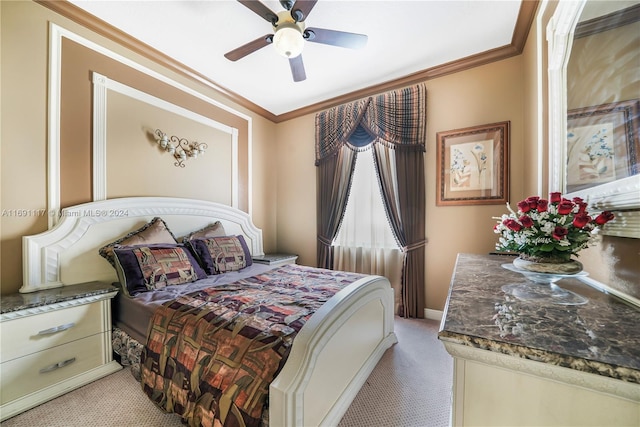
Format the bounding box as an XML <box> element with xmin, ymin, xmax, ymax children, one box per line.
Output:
<box><xmin>35</xmin><ymin>0</ymin><xmax>538</xmax><ymax>123</ymax></box>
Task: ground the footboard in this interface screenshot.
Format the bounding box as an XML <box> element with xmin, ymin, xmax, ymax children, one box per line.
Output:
<box><xmin>269</xmin><ymin>275</ymin><xmax>397</xmax><ymax>427</ymax></box>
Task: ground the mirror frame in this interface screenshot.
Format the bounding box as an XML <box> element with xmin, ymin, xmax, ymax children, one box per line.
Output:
<box><xmin>547</xmin><ymin>0</ymin><xmax>640</xmax><ymax>239</ymax></box>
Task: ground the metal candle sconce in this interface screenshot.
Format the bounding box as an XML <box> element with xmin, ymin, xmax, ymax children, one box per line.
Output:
<box><xmin>154</xmin><ymin>129</ymin><xmax>208</xmax><ymax>168</ymax></box>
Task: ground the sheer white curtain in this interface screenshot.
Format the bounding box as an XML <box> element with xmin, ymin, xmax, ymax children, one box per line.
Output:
<box><xmin>333</xmin><ymin>147</ymin><xmax>403</xmax><ymax>311</ymax></box>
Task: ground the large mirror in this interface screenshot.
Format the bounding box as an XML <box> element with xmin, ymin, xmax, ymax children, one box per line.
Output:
<box><xmin>548</xmin><ymin>0</ymin><xmax>640</xmax><ymax>238</ymax></box>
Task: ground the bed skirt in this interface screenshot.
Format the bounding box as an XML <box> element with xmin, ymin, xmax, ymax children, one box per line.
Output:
<box><xmin>112</xmin><ymin>327</ymin><xmax>144</xmax><ymax>381</ymax></box>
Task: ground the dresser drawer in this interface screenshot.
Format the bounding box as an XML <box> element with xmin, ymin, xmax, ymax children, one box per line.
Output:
<box><xmin>0</xmin><ymin>333</ymin><xmax>106</xmax><ymax>405</ymax></box>
<box><xmin>0</xmin><ymin>302</ymin><xmax>105</xmax><ymax>363</ymax></box>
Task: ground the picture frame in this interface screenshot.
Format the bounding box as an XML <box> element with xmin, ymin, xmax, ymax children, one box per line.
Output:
<box><xmin>436</xmin><ymin>121</ymin><xmax>509</xmax><ymax>206</ymax></box>
<box><xmin>566</xmin><ymin>99</ymin><xmax>639</xmax><ymax>193</ymax></box>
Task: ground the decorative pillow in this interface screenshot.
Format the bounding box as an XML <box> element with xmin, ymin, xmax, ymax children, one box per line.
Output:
<box><xmin>188</xmin><ymin>235</ymin><xmax>252</xmax><ymax>275</ymax></box>
<box><xmin>113</xmin><ymin>244</ymin><xmax>206</xmax><ymax>296</ymax></box>
<box><xmin>182</xmin><ymin>221</ymin><xmax>227</xmax><ymax>242</ymax></box>
<box><xmin>99</xmin><ymin>217</ymin><xmax>178</xmax><ymax>268</ymax></box>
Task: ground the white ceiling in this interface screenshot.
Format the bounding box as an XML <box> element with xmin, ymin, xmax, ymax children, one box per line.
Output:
<box><xmin>69</xmin><ymin>0</ymin><xmax>523</xmax><ymax>116</ymax></box>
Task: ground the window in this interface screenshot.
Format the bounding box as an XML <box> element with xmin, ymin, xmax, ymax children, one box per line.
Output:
<box><xmin>333</xmin><ymin>148</ymin><xmax>398</xmax><ymax>249</ymax></box>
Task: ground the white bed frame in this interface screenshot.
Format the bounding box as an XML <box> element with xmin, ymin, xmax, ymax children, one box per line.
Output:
<box><xmin>22</xmin><ymin>197</ymin><xmax>398</xmax><ymax>427</ymax></box>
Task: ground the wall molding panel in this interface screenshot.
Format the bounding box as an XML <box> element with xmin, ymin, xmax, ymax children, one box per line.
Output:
<box><xmin>47</xmin><ymin>24</ymin><xmax>252</xmax><ymax>227</ymax></box>
<box><xmin>91</xmin><ymin>72</ymin><xmax>239</xmax><ymax>208</ymax></box>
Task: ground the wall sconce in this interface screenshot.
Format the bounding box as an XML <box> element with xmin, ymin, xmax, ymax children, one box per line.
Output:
<box><xmin>153</xmin><ymin>129</ymin><xmax>208</xmax><ymax>168</ymax></box>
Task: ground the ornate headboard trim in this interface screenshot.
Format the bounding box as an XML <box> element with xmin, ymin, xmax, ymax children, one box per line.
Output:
<box><xmin>22</xmin><ymin>197</ymin><xmax>264</xmax><ymax>293</ymax></box>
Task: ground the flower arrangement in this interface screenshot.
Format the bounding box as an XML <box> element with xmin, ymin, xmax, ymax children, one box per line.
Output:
<box><xmin>493</xmin><ymin>192</ymin><xmax>614</xmax><ymax>262</ymax></box>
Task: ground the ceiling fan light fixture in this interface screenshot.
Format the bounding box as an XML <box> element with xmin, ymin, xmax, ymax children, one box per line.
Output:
<box><xmin>273</xmin><ymin>23</ymin><xmax>304</xmax><ymax>58</ymax></box>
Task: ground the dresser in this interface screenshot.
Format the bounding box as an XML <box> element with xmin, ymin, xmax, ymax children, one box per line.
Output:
<box><xmin>0</xmin><ymin>282</ymin><xmax>122</xmax><ymax>421</ymax></box>
<box><xmin>439</xmin><ymin>253</ymin><xmax>640</xmax><ymax>426</ymax></box>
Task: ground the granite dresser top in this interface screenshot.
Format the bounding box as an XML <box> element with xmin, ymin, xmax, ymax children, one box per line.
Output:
<box><xmin>438</xmin><ymin>253</ymin><xmax>640</xmax><ymax>384</ymax></box>
<box><xmin>1</xmin><ymin>281</ymin><xmax>118</xmax><ymax>315</ymax></box>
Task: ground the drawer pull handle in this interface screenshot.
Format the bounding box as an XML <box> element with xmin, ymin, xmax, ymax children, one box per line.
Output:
<box><xmin>37</xmin><ymin>322</ymin><xmax>76</xmax><ymax>336</ymax></box>
<box><xmin>39</xmin><ymin>357</ymin><xmax>76</xmax><ymax>373</ymax></box>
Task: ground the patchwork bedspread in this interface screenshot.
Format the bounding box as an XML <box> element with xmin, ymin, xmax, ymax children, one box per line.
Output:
<box><xmin>140</xmin><ymin>264</ymin><xmax>366</xmax><ymax>427</ymax></box>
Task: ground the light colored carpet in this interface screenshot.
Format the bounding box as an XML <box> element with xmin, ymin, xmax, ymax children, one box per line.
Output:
<box><xmin>1</xmin><ymin>317</ymin><xmax>452</xmax><ymax>427</ymax></box>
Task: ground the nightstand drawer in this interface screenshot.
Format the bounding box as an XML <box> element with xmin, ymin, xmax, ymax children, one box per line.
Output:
<box><xmin>0</xmin><ymin>333</ymin><xmax>106</xmax><ymax>405</ymax></box>
<box><xmin>0</xmin><ymin>302</ymin><xmax>104</xmax><ymax>363</ymax></box>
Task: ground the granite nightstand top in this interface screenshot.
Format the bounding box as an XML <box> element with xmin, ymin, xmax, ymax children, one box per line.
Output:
<box><xmin>438</xmin><ymin>253</ymin><xmax>640</xmax><ymax>384</ymax></box>
<box><xmin>1</xmin><ymin>282</ymin><xmax>118</xmax><ymax>315</ymax></box>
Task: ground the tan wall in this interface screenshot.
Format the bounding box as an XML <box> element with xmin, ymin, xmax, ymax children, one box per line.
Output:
<box><xmin>275</xmin><ymin>114</ymin><xmax>317</xmax><ymax>265</ymax></box>
<box><xmin>425</xmin><ymin>58</ymin><xmax>525</xmax><ymax>310</ymax></box>
<box><xmin>522</xmin><ymin>0</ymin><xmax>554</xmax><ymax>198</ymax></box>
<box><xmin>0</xmin><ymin>1</ymin><xmax>278</xmax><ymax>294</ymax></box>
<box><xmin>1</xmin><ymin>1</ymin><xmax>50</xmax><ymax>294</ymax></box>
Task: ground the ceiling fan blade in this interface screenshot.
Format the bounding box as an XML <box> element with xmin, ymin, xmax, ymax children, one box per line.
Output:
<box><xmin>238</xmin><ymin>0</ymin><xmax>278</xmax><ymax>24</ymax></box>
<box><xmin>289</xmin><ymin>55</ymin><xmax>306</xmax><ymax>82</ymax></box>
<box><xmin>224</xmin><ymin>34</ymin><xmax>273</xmax><ymax>61</ymax></box>
<box><xmin>291</xmin><ymin>0</ymin><xmax>318</xmax><ymax>22</ymax></box>
<box><xmin>304</xmin><ymin>27</ymin><xmax>368</xmax><ymax>49</ymax></box>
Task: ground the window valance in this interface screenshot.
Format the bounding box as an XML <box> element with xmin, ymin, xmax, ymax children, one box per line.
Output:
<box><xmin>315</xmin><ymin>84</ymin><xmax>426</xmax><ymax>165</ymax></box>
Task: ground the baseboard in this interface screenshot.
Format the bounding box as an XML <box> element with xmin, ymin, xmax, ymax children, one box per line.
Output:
<box><xmin>424</xmin><ymin>308</ymin><xmax>443</xmax><ymax>322</ymax></box>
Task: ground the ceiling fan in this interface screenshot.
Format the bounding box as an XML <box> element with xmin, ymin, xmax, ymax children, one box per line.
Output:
<box><xmin>224</xmin><ymin>0</ymin><xmax>368</xmax><ymax>82</ymax></box>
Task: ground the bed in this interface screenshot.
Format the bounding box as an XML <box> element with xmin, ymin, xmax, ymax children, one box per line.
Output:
<box><xmin>22</xmin><ymin>197</ymin><xmax>397</xmax><ymax>427</ymax></box>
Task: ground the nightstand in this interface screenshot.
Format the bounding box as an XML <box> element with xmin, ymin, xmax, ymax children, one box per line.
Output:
<box><xmin>0</xmin><ymin>282</ymin><xmax>122</xmax><ymax>421</ymax></box>
<box><xmin>253</xmin><ymin>253</ymin><xmax>298</xmax><ymax>268</ymax></box>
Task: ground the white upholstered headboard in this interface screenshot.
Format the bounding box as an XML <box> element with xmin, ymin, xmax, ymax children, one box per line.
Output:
<box><xmin>21</xmin><ymin>197</ymin><xmax>264</xmax><ymax>293</ymax></box>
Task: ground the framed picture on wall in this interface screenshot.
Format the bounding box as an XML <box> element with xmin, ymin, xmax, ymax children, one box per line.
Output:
<box><xmin>436</xmin><ymin>121</ymin><xmax>510</xmax><ymax>206</ymax></box>
<box><xmin>566</xmin><ymin>99</ymin><xmax>639</xmax><ymax>193</ymax></box>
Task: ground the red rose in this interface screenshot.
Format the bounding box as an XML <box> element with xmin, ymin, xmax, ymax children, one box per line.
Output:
<box><xmin>557</xmin><ymin>200</ymin><xmax>574</xmax><ymax>215</ymax></box>
<box><xmin>552</xmin><ymin>226</ymin><xmax>568</xmax><ymax>240</ymax></box>
<box><xmin>572</xmin><ymin>213</ymin><xmax>591</xmax><ymax>228</ymax></box>
<box><xmin>504</xmin><ymin>219</ymin><xmax>522</xmax><ymax>232</ymax></box>
<box><xmin>573</xmin><ymin>197</ymin><xmax>584</xmax><ymax>204</ymax></box>
<box><xmin>550</xmin><ymin>192</ymin><xmax>562</xmax><ymax>203</ymax></box>
<box><xmin>575</xmin><ymin>201</ymin><xmax>588</xmax><ymax>214</ymax></box>
<box><xmin>517</xmin><ymin>200</ymin><xmax>531</xmax><ymax>213</ymax></box>
<box><xmin>595</xmin><ymin>211</ymin><xmax>615</xmax><ymax>225</ymax></box>
<box><xmin>537</xmin><ymin>199</ymin><xmax>549</xmax><ymax>212</ymax></box>
<box><xmin>519</xmin><ymin>215</ymin><xmax>534</xmax><ymax>228</ymax></box>
<box><xmin>526</xmin><ymin>196</ymin><xmax>540</xmax><ymax>210</ymax></box>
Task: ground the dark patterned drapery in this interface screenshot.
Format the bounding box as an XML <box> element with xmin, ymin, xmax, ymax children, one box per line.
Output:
<box><xmin>315</xmin><ymin>84</ymin><xmax>427</xmax><ymax>318</ymax></box>
<box><xmin>315</xmin><ymin>85</ymin><xmax>427</xmax><ymax>164</ymax></box>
